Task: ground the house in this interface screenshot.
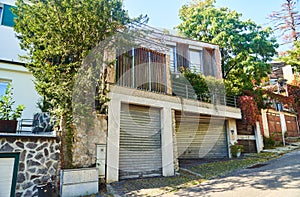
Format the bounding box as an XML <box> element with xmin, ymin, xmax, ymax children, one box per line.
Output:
<box><xmin>0</xmin><ymin>2</ymin><xmax>242</xmax><ymax>195</ymax></box>
<box><xmin>0</xmin><ymin>0</ymin><xmax>41</xmax><ymax>120</ymax></box>
<box><xmin>260</xmin><ymin>62</ymin><xmax>300</xmax><ymax>144</ymax></box>
<box><xmin>72</xmin><ymin>30</ymin><xmax>242</xmax><ymax>183</ymax></box>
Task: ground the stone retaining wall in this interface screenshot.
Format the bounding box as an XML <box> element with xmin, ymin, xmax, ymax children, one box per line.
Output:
<box><xmin>72</xmin><ymin>114</ymin><xmax>107</xmax><ymax>167</ymax></box>
<box><xmin>0</xmin><ymin>135</ymin><xmax>60</xmax><ymax>197</ymax></box>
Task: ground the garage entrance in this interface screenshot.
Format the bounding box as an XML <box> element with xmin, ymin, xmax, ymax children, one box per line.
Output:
<box><xmin>119</xmin><ymin>104</ymin><xmax>162</xmax><ymax>179</ymax></box>
<box><xmin>175</xmin><ymin>111</ymin><xmax>228</xmax><ymax>159</ymax></box>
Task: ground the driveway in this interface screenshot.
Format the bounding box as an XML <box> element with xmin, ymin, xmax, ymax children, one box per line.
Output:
<box><xmin>163</xmin><ymin>149</ymin><xmax>300</xmax><ymax>197</ymax></box>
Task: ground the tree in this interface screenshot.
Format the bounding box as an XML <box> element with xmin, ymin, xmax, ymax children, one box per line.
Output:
<box><xmin>177</xmin><ymin>0</ymin><xmax>278</xmax><ymax>95</ymax></box>
<box><xmin>269</xmin><ymin>0</ymin><xmax>300</xmax><ymax>45</ymax></box>
<box><xmin>14</xmin><ymin>0</ymin><xmax>144</xmax><ymax>167</ymax></box>
<box><xmin>279</xmin><ymin>40</ymin><xmax>300</xmax><ymax>71</ymax></box>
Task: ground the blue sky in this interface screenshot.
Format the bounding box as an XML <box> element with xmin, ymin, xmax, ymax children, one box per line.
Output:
<box><xmin>124</xmin><ymin>0</ymin><xmax>287</xmax><ymax>50</ymax></box>
<box><xmin>124</xmin><ymin>0</ymin><xmax>283</xmax><ymax>29</ymax></box>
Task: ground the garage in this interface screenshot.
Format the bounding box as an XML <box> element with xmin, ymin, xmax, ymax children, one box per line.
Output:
<box><xmin>285</xmin><ymin>115</ymin><xmax>299</xmax><ymax>137</ymax></box>
<box><xmin>119</xmin><ymin>104</ymin><xmax>162</xmax><ymax>179</ymax></box>
<box><xmin>0</xmin><ymin>153</ymin><xmax>19</xmax><ymax>197</ymax></box>
<box><xmin>175</xmin><ymin>111</ymin><xmax>228</xmax><ymax>159</ymax></box>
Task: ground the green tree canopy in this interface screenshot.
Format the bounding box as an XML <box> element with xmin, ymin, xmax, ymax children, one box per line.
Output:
<box><xmin>177</xmin><ymin>0</ymin><xmax>278</xmax><ymax>95</ymax></box>
<box><xmin>279</xmin><ymin>41</ymin><xmax>300</xmax><ymax>71</ymax></box>
<box><xmin>14</xmin><ymin>0</ymin><xmax>144</xmax><ymax>167</ymax></box>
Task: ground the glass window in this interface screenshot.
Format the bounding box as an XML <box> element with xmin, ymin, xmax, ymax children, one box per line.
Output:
<box><xmin>1</xmin><ymin>4</ymin><xmax>15</xmax><ymax>27</ymax></box>
<box><xmin>0</xmin><ymin>6</ymin><xmax>3</xmax><ymax>20</ymax></box>
<box><xmin>0</xmin><ymin>81</ymin><xmax>9</xmax><ymax>97</ymax></box>
<box><xmin>189</xmin><ymin>49</ymin><xmax>202</xmax><ymax>73</ymax></box>
<box><xmin>169</xmin><ymin>46</ymin><xmax>178</xmax><ymax>73</ymax></box>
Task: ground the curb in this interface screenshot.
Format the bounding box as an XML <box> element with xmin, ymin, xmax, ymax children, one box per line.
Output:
<box><xmin>106</xmin><ymin>184</ymin><xmax>121</xmax><ymax>197</ymax></box>
<box><xmin>180</xmin><ymin>167</ymin><xmax>204</xmax><ymax>178</ymax></box>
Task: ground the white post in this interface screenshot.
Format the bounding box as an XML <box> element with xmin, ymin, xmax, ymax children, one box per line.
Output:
<box><xmin>161</xmin><ymin>107</ymin><xmax>175</xmax><ymax>177</ymax></box>
<box><xmin>279</xmin><ymin>112</ymin><xmax>287</xmax><ymax>146</ymax></box>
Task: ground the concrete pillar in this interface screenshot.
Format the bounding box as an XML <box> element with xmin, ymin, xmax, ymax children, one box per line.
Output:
<box><xmin>227</xmin><ymin>119</ymin><xmax>238</xmax><ymax>158</ymax></box>
<box><xmin>255</xmin><ymin>121</ymin><xmax>264</xmax><ymax>152</ymax></box>
<box><xmin>106</xmin><ymin>99</ymin><xmax>120</xmax><ymax>183</ymax></box>
<box><xmin>261</xmin><ymin>109</ymin><xmax>270</xmax><ymax>138</ymax></box>
<box><xmin>279</xmin><ymin>112</ymin><xmax>287</xmax><ymax>146</ymax></box>
<box><xmin>227</xmin><ymin>119</ymin><xmax>238</xmax><ymax>144</ymax></box>
<box><xmin>161</xmin><ymin>107</ymin><xmax>175</xmax><ymax>177</ymax></box>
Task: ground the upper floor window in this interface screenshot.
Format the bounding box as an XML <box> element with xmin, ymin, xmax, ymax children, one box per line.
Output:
<box><xmin>169</xmin><ymin>46</ymin><xmax>177</xmax><ymax>73</ymax></box>
<box><xmin>0</xmin><ymin>81</ymin><xmax>10</xmax><ymax>97</ymax></box>
<box><xmin>0</xmin><ymin>4</ymin><xmax>15</xmax><ymax>27</ymax></box>
<box><xmin>168</xmin><ymin>44</ymin><xmax>204</xmax><ymax>74</ymax></box>
<box><xmin>0</xmin><ymin>6</ymin><xmax>3</xmax><ymax>22</ymax></box>
<box><xmin>189</xmin><ymin>49</ymin><xmax>203</xmax><ymax>73</ymax></box>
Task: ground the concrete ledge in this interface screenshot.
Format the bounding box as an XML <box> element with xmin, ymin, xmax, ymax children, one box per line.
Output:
<box><xmin>0</xmin><ymin>132</ymin><xmax>57</xmax><ymax>139</ymax></box>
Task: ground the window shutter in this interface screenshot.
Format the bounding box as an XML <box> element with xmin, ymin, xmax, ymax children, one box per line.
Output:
<box><xmin>1</xmin><ymin>4</ymin><xmax>15</xmax><ymax>27</ymax></box>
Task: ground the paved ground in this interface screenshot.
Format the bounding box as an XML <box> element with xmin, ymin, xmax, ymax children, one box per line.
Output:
<box><xmin>163</xmin><ymin>149</ymin><xmax>300</xmax><ymax>197</ymax></box>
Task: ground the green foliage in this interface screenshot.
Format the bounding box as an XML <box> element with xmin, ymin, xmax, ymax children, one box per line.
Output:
<box><xmin>13</xmin><ymin>0</ymin><xmax>142</xmax><ymax>167</ymax></box>
<box><xmin>263</xmin><ymin>136</ymin><xmax>275</xmax><ymax>149</ymax></box>
<box><xmin>173</xmin><ymin>68</ymin><xmax>225</xmax><ymax>102</ymax></box>
<box><xmin>190</xmin><ymin>157</ymin><xmax>269</xmax><ymax>179</ymax></box>
<box><xmin>177</xmin><ymin>0</ymin><xmax>278</xmax><ymax>95</ymax></box>
<box><xmin>178</xmin><ymin>68</ymin><xmax>208</xmax><ymax>100</ymax></box>
<box><xmin>230</xmin><ymin>144</ymin><xmax>244</xmax><ymax>157</ymax></box>
<box><xmin>0</xmin><ymin>83</ymin><xmax>25</xmax><ymax>120</ymax></box>
<box><xmin>279</xmin><ymin>41</ymin><xmax>300</xmax><ymax>72</ymax></box>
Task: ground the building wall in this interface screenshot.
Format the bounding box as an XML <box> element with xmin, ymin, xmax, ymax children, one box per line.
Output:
<box><xmin>0</xmin><ymin>0</ymin><xmax>40</xmax><ymax>120</ymax></box>
<box><xmin>106</xmin><ymin>85</ymin><xmax>241</xmax><ymax>182</ymax></box>
<box><xmin>72</xmin><ymin>114</ymin><xmax>107</xmax><ymax>167</ymax></box>
<box><xmin>0</xmin><ymin>135</ymin><xmax>60</xmax><ymax>197</ymax></box>
<box><xmin>0</xmin><ymin>62</ymin><xmax>41</xmax><ymax>120</ymax></box>
<box><xmin>0</xmin><ymin>0</ymin><xmax>25</xmax><ymax>62</ymax></box>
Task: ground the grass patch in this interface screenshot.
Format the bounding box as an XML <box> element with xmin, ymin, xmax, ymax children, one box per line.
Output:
<box><xmin>110</xmin><ymin>171</ymin><xmax>204</xmax><ymax>196</ymax></box>
<box><xmin>189</xmin><ymin>152</ymin><xmax>278</xmax><ymax>179</ymax></box>
<box><xmin>108</xmin><ymin>151</ymin><xmax>281</xmax><ymax>196</ymax></box>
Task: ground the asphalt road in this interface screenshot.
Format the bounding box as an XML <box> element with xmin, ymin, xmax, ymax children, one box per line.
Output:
<box><xmin>164</xmin><ymin>149</ymin><xmax>300</xmax><ymax>197</ymax></box>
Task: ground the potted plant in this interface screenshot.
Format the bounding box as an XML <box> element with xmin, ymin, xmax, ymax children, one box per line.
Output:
<box><xmin>0</xmin><ymin>83</ymin><xmax>25</xmax><ymax>133</ymax></box>
<box><xmin>230</xmin><ymin>143</ymin><xmax>244</xmax><ymax>158</ymax></box>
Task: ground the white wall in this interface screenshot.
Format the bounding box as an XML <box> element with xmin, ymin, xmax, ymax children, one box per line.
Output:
<box><xmin>0</xmin><ymin>62</ymin><xmax>40</xmax><ymax>120</ymax></box>
<box><xmin>282</xmin><ymin>65</ymin><xmax>294</xmax><ymax>84</ymax></box>
<box><xmin>0</xmin><ymin>0</ymin><xmax>26</xmax><ymax>62</ymax></box>
<box><xmin>0</xmin><ymin>0</ymin><xmax>40</xmax><ymax>120</ymax></box>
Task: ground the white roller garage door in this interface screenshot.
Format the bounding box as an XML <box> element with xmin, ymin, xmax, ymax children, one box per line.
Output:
<box><xmin>176</xmin><ymin>111</ymin><xmax>228</xmax><ymax>159</ymax></box>
<box><xmin>119</xmin><ymin>104</ymin><xmax>162</xmax><ymax>179</ymax></box>
<box><xmin>0</xmin><ymin>153</ymin><xmax>19</xmax><ymax>197</ymax></box>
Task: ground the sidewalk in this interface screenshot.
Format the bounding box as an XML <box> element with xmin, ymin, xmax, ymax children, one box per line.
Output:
<box><xmin>105</xmin><ymin>142</ymin><xmax>300</xmax><ymax>197</ymax></box>
<box><xmin>261</xmin><ymin>141</ymin><xmax>300</xmax><ymax>154</ymax></box>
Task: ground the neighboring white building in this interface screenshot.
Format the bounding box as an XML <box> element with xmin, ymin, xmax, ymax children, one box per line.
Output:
<box><xmin>0</xmin><ymin>0</ymin><xmax>40</xmax><ymax>120</ymax></box>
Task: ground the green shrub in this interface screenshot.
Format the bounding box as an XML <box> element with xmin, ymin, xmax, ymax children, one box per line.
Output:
<box><xmin>263</xmin><ymin>136</ymin><xmax>275</xmax><ymax>149</ymax></box>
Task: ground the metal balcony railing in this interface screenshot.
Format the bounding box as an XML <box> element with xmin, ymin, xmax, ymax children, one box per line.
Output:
<box><xmin>172</xmin><ymin>81</ymin><xmax>239</xmax><ymax>108</ymax></box>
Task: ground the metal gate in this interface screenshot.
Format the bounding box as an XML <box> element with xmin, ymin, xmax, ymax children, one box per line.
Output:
<box><xmin>175</xmin><ymin>111</ymin><xmax>228</xmax><ymax>159</ymax></box>
<box><xmin>119</xmin><ymin>104</ymin><xmax>162</xmax><ymax>179</ymax></box>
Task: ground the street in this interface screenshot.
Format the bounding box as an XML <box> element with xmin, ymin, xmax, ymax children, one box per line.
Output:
<box><xmin>164</xmin><ymin>149</ymin><xmax>300</xmax><ymax>197</ymax></box>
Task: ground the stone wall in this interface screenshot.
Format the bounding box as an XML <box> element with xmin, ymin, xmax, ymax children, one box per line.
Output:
<box><xmin>72</xmin><ymin>114</ymin><xmax>107</xmax><ymax>167</ymax></box>
<box><xmin>0</xmin><ymin>135</ymin><xmax>60</xmax><ymax>197</ymax></box>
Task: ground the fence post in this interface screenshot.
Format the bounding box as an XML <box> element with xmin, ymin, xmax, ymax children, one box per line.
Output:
<box><xmin>234</xmin><ymin>96</ymin><xmax>237</xmax><ymax>108</ymax></box>
<box><xmin>185</xmin><ymin>84</ymin><xmax>188</xmax><ymax>99</ymax></box>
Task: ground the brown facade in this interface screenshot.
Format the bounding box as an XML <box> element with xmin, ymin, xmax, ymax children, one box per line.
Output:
<box><xmin>285</xmin><ymin>115</ymin><xmax>299</xmax><ymax>137</ymax></box>
<box><xmin>115</xmin><ymin>48</ymin><xmax>167</xmax><ymax>93</ymax></box>
<box><xmin>267</xmin><ymin>112</ymin><xmax>283</xmax><ymax>142</ymax></box>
